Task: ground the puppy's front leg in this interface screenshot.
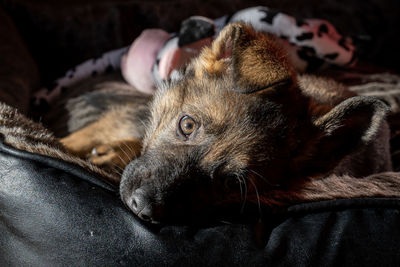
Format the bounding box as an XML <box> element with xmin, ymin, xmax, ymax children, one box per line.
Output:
<box><xmin>89</xmin><ymin>138</ymin><xmax>142</xmax><ymax>171</ymax></box>
<box><xmin>60</xmin><ymin>119</ymin><xmax>107</xmax><ymax>158</ymax></box>
<box><xmin>60</xmin><ymin>110</ymin><xmax>142</xmax><ymax>171</ymax></box>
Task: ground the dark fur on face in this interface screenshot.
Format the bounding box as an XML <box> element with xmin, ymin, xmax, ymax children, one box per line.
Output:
<box><xmin>119</xmin><ymin>23</ymin><xmax>394</xmax><ymax>224</ymax></box>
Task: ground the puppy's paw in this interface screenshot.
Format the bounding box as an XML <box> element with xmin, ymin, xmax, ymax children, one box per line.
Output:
<box><xmin>61</xmin><ymin>136</ymin><xmax>91</xmax><ymax>158</ymax></box>
<box><xmin>88</xmin><ymin>139</ymin><xmax>142</xmax><ymax>172</ymax></box>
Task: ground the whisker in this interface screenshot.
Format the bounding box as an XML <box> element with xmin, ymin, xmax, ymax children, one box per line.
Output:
<box><xmin>105</xmin><ymin>143</ymin><xmax>128</xmax><ymax>167</ymax></box>
<box><xmin>122</xmin><ymin>140</ymin><xmax>139</xmax><ymax>160</ymax></box>
<box><xmin>112</xmin><ymin>163</ymin><xmax>125</xmax><ymax>173</ymax></box>
<box><xmin>250</xmin><ymin>169</ymin><xmax>270</xmax><ymax>183</ymax></box>
<box><xmin>237</xmin><ymin>176</ymin><xmax>244</xmax><ymax>201</ymax></box>
<box><xmin>250</xmin><ymin>169</ymin><xmax>281</xmax><ymax>187</ymax></box>
<box><xmin>104</xmin><ymin>162</ymin><xmax>124</xmax><ymax>177</ymax></box>
<box><xmin>112</xmin><ymin>168</ymin><xmax>123</xmax><ymax>177</ymax></box>
<box><xmin>137</xmin><ymin>117</ymin><xmax>148</xmax><ymax>130</ymax></box>
<box><xmin>249</xmin><ymin>176</ymin><xmax>262</xmax><ymax>220</ymax></box>
<box><xmin>117</xmin><ymin>142</ymin><xmax>132</xmax><ymax>165</ymax></box>
<box><xmin>121</xmin><ymin>140</ymin><xmax>135</xmax><ymax>156</ymax></box>
<box><xmin>240</xmin><ymin>175</ymin><xmax>248</xmax><ymax>214</ymax></box>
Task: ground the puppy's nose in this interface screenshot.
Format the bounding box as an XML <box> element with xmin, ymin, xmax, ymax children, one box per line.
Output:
<box><xmin>130</xmin><ymin>188</ymin><xmax>159</xmax><ymax>223</ymax></box>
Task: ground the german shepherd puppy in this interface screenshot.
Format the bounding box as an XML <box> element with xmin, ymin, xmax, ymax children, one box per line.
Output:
<box><xmin>61</xmin><ymin>23</ymin><xmax>395</xmax><ymax>224</ymax></box>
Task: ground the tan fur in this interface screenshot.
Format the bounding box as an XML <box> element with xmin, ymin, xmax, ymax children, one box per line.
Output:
<box><xmin>61</xmin><ymin>105</ymin><xmax>144</xmax><ymax>174</ymax></box>
<box><xmin>195</xmin><ymin>23</ymin><xmax>296</xmax><ymax>92</ymax></box>
<box><xmin>61</xmin><ymin>108</ymin><xmax>142</xmax><ymax>155</ymax></box>
<box><xmin>89</xmin><ymin>139</ymin><xmax>142</xmax><ymax>169</ymax></box>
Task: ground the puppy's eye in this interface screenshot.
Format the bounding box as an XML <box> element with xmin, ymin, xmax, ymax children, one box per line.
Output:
<box><xmin>179</xmin><ymin>115</ymin><xmax>196</xmax><ymax>136</ymax></box>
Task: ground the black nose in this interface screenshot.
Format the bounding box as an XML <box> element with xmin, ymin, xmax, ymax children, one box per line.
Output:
<box><xmin>130</xmin><ymin>188</ymin><xmax>161</xmax><ymax>223</ymax></box>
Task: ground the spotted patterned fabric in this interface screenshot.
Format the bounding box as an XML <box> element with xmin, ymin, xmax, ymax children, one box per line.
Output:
<box><xmin>31</xmin><ymin>6</ymin><xmax>356</xmax><ymax>109</ymax></box>
<box><xmin>32</xmin><ymin>47</ymin><xmax>128</xmax><ymax>108</ymax></box>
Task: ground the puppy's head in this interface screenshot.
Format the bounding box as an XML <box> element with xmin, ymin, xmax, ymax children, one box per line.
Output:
<box><xmin>120</xmin><ymin>23</ymin><xmax>388</xmax><ymax>223</ymax></box>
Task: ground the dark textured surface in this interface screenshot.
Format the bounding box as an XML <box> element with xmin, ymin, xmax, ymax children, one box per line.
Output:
<box><xmin>1</xmin><ymin>0</ymin><xmax>399</xmax><ymax>85</ymax></box>
<box><xmin>0</xmin><ymin>6</ymin><xmax>39</xmax><ymax>114</ymax></box>
<box><xmin>1</xmin><ymin>140</ymin><xmax>400</xmax><ymax>266</ymax></box>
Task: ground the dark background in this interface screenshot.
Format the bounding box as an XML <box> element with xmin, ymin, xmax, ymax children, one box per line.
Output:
<box><xmin>1</xmin><ymin>0</ymin><xmax>399</xmax><ymax>85</ymax></box>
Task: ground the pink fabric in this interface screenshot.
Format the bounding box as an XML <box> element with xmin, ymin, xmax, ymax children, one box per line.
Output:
<box><xmin>159</xmin><ymin>37</ymin><xmax>213</xmax><ymax>80</ymax></box>
<box><xmin>121</xmin><ymin>29</ymin><xmax>170</xmax><ymax>94</ymax></box>
<box><xmin>158</xmin><ymin>47</ymin><xmax>180</xmax><ymax>80</ymax></box>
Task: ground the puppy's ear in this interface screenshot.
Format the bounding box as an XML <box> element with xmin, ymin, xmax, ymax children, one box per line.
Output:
<box><xmin>292</xmin><ymin>96</ymin><xmax>389</xmax><ymax>176</ymax></box>
<box><xmin>195</xmin><ymin>22</ymin><xmax>296</xmax><ymax>94</ymax></box>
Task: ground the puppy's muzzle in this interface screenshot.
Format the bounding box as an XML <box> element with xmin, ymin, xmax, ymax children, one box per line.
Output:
<box><xmin>128</xmin><ymin>187</ymin><xmax>164</xmax><ymax>223</ymax></box>
<box><xmin>120</xmin><ymin>159</ymin><xmax>165</xmax><ymax>223</ymax></box>
<box><xmin>120</xmin><ymin>156</ymin><xmax>213</xmax><ymax>224</ymax></box>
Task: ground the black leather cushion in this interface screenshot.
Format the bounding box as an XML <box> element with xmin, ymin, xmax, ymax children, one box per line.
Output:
<box><xmin>1</xmin><ymin>140</ymin><xmax>400</xmax><ymax>266</ymax></box>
